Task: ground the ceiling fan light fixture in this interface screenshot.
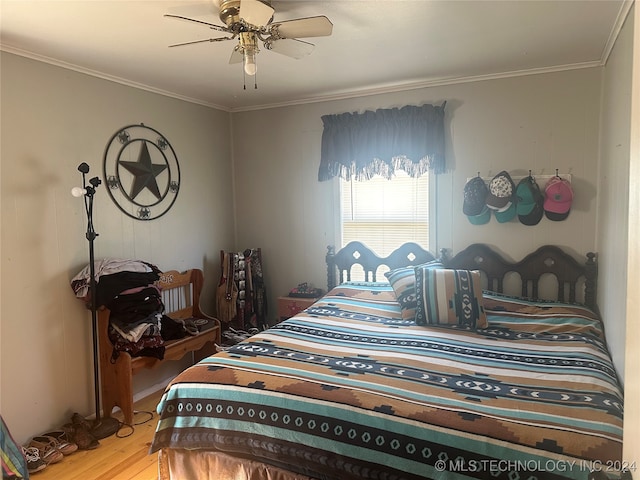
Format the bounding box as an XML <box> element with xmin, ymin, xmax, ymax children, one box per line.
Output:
<box><xmin>168</xmin><ymin>1</ymin><xmax>333</xmax><ymax>86</ymax></box>
<box><xmin>243</xmin><ymin>49</ymin><xmax>257</xmax><ymax>76</ymax></box>
<box><xmin>239</xmin><ymin>32</ymin><xmax>259</xmax><ymax>76</ymax></box>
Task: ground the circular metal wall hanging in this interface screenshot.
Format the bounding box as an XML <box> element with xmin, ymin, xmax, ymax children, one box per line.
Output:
<box><xmin>103</xmin><ymin>124</ymin><xmax>180</xmax><ymax>221</ymax></box>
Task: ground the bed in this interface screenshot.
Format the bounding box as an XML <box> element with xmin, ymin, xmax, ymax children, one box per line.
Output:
<box><xmin>150</xmin><ymin>242</ymin><xmax>623</xmax><ymax>480</ymax></box>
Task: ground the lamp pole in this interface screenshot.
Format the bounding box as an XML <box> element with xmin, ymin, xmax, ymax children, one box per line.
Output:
<box><xmin>74</xmin><ymin>162</ymin><xmax>119</xmax><ymax>439</ymax></box>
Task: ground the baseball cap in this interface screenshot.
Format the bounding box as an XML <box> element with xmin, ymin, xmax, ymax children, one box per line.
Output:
<box><xmin>516</xmin><ymin>176</ymin><xmax>544</xmax><ymax>226</ymax></box>
<box><xmin>463</xmin><ymin>176</ymin><xmax>489</xmax><ymax>216</ymax></box>
<box><xmin>486</xmin><ymin>171</ymin><xmax>515</xmax><ymax>210</ymax></box>
<box><xmin>494</xmin><ymin>201</ymin><xmax>516</xmax><ymax>223</ymax></box>
<box><xmin>468</xmin><ymin>205</ymin><xmax>491</xmax><ymax>225</ymax></box>
<box><xmin>544</xmin><ymin>176</ymin><xmax>573</xmax><ymax>221</ymax></box>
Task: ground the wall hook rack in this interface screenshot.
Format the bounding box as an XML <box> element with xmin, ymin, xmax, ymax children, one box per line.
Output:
<box><xmin>467</xmin><ymin>171</ymin><xmax>572</xmax><ymax>184</ymax></box>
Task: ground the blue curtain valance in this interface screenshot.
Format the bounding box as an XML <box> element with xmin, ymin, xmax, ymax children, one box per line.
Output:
<box><xmin>318</xmin><ymin>103</ymin><xmax>446</xmax><ymax>181</ymax></box>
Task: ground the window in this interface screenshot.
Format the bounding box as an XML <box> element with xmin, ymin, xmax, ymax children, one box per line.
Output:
<box><xmin>340</xmin><ymin>170</ymin><xmax>432</xmax><ymax>257</ymax></box>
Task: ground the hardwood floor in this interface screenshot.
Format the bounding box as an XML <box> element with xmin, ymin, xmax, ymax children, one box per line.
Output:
<box><xmin>33</xmin><ymin>390</ymin><xmax>164</xmax><ymax>480</ymax></box>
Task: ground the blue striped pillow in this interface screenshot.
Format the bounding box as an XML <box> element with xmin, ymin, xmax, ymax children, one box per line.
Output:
<box><xmin>414</xmin><ymin>267</ymin><xmax>487</xmax><ymax>328</ymax></box>
<box><xmin>385</xmin><ymin>261</ymin><xmax>443</xmax><ymax>320</ymax></box>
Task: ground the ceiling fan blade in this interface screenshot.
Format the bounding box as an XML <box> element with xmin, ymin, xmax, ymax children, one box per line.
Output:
<box><xmin>239</xmin><ymin>0</ymin><xmax>275</xmax><ymax>27</ymax></box>
<box><xmin>269</xmin><ymin>38</ymin><xmax>315</xmax><ymax>59</ymax></box>
<box><xmin>164</xmin><ymin>14</ymin><xmax>230</xmax><ymax>33</ymax></box>
<box><xmin>271</xmin><ymin>16</ymin><xmax>333</xmax><ymax>39</ymax></box>
<box><xmin>169</xmin><ymin>37</ymin><xmax>234</xmax><ymax>48</ymax></box>
<box><xmin>229</xmin><ymin>48</ymin><xmax>243</xmax><ymax>64</ymax></box>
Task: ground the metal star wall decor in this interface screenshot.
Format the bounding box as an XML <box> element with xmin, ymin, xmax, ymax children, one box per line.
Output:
<box><xmin>119</xmin><ymin>142</ymin><xmax>168</xmax><ymax>200</ymax></box>
<box><xmin>103</xmin><ymin>124</ymin><xmax>180</xmax><ymax>220</ymax></box>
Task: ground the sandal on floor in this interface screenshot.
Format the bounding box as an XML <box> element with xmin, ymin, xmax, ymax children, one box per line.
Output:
<box><xmin>61</xmin><ymin>424</ymin><xmax>99</xmax><ymax>451</ymax></box>
<box><xmin>64</xmin><ymin>413</ymin><xmax>99</xmax><ymax>450</ymax></box>
<box><xmin>73</xmin><ymin>427</ymin><xmax>99</xmax><ymax>450</ymax></box>
<box><xmin>71</xmin><ymin>412</ymin><xmax>93</xmax><ymax>431</ymax></box>
<box><xmin>40</xmin><ymin>431</ymin><xmax>78</xmax><ymax>455</ymax></box>
<box><xmin>28</xmin><ymin>437</ymin><xmax>64</xmax><ymax>465</ymax></box>
<box><xmin>65</xmin><ymin>413</ymin><xmax>100</xmax><ymax>450</ymax></box>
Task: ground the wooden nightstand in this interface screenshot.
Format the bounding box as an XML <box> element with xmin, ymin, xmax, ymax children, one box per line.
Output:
<box><xmin>277</xmin><ymin>296</ymin><xmax>320</xmax><ymax>322</ymax></box>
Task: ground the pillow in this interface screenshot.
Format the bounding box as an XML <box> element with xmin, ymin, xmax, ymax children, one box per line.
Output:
<box><xmin>385</xmin><ymin>260</ymin><xmax>443</xmax><ymax>320</ymax></box>
<box><xmin>414</xmin><ymin>267</ymin><xmax>488</xmax><ymax>328</ymax></box>
<box><xmin>481</xmin><ymin>291</ymin><xmax>604</xmax><ymax>338</ymax></box>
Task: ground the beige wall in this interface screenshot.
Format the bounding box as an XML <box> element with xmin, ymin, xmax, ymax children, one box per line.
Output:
<box><xmin>599</xmin><ymin>4</ymin><xmax>634</xmax><ymax>385</ymax></box>
<box><xmin>623</xmin><ymin>2</ymin><xmax>640</xmax><ymax>465</ymax></box>
<box><xmin>0</xmin><ymin>52</ymin><xmax>235</xmax><ymax>443</ymax></box>
<box><xmin>597</xmin><ymin>2</ymin><xmax>638</xmax><ymax>462</ymax></box>
<box><xmin>232</xmin><ymin>68</ymin><xmax>604</xmax><ymax>328</ymax></box>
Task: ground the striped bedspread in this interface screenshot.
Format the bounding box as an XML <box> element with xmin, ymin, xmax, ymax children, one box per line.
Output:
<box><xmin>151</xmin><ymin>283</ymin><xmax>623</xmax><ymax>480</ymax></box>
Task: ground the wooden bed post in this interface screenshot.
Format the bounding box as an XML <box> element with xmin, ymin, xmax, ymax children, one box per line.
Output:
<box><xmin>326</xmin><ymin>245</ymin><xmax>336</xmax><ymax>291</ymax></box>
<box><xmin>585</xmin><ymin>252</ymin><xmax>598</xmax><ymax>313</ymax></box>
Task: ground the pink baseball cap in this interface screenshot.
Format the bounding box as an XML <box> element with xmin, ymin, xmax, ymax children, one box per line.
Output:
<box><xmin>543</xmin><ymin>177</ymin><xmax>573</xmax><ymax>221</ymax></box>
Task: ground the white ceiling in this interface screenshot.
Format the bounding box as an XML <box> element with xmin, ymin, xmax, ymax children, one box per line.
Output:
<box><xmin>0</xmin><ymin>0</ymin><xmax>631</xmax><ymax>112</ymax></box>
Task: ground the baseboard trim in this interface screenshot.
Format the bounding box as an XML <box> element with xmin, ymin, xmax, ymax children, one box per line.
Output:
<box><xmin>133</xmin><ymin>379</ymin><xmax>171</xmax><ymax>403</ymax></box>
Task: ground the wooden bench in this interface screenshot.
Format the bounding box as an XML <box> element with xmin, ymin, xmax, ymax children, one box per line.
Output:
<box><xmin>97</xmin><ymin>268</ymin><xmax>221</xmax><ymax>425</ymax></box>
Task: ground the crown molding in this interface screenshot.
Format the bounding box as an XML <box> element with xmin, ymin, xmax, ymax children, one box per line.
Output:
<box><xmin>0</xmin><ymin>43</ymin><xmax>611</xmax><ymax>114</ymax></box>
<box><xmin>0</xmin><ymin>43</ymin><xmax>231</xmax><ymax>112</ymax></box>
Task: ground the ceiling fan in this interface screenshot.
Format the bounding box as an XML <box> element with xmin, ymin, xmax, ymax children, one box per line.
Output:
<box><xmin>165</xmin><ymin>0</ymin><xmax>333</xmax><ymax>80</ymax></box>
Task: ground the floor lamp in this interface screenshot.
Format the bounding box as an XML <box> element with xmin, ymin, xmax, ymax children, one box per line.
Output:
<box><xmin>72</xmin><ymin>162</ymin><xmax>120</xmax><ymax>439</ymax></box>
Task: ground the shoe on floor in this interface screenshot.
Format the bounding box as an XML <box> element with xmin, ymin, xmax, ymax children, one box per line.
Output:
<box><xmin>28</xmin><ymin>436</ymin><xmax>64</xmax><ymax>464</ymax></box>
<box><xmin>71</xmin><ymin>412</ymin><xmax>93</xmax><ymax>431</ymax></box>
<box><xmin>39</xmin><ymin>431</ymin><xmax>78</xmax><ymax>455</ymax></box>
<box><xmin>62</xmin><ymin>414</ymin><xmax>100</xmax><ymax>450</ymax></box>
<box><xmin>21</xmin><ymin>445</ymin><xmax>47</xmax><ymax>473</ymax></box>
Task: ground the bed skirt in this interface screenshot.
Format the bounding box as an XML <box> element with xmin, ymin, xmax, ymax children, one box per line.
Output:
<box><xmin>158</xmin><ymin>448</ymin><xmax>318</xmax><ymax>480</ymax></box>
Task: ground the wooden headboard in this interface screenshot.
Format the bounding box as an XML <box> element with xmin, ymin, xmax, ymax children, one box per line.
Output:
<box><xmin>326</xmin><ymin>242</ymin><xmax>598</xmax><ymax>312</ymax></box>
<box><xmin>326</xmin><ymin>241</ymin><xmax>437</xmax><ymax>289</ymax></box>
